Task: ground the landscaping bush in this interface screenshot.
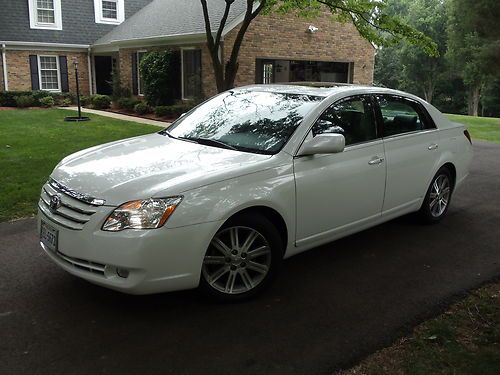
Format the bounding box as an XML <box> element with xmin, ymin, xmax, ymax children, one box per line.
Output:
<box><xmin>90</xmin><ymin>94</ymin><xmax>111</xmax><ymax>109</ymax></box>
<box><xmin>134</xmin><ymin>102</ymin><xmax>150</xmax><ymax>115</ymax></box>
<box><xmin>39</xmin><ymin>96</ymin><xmax>55</xmax><ymax>108</ymax></box>
<box><xmin>116</xmin><ymin>97</ymin><xmax>140</xmax><ymax>111</ymax></box>
<box><xmin>110</xmin><ymin>72</ymin><xmax>131</xmax><ymax>101</ymax></box>
<box><xmin>15</xmin><ymin>95</ymin><xmax>35</xmax><ymax>108</ymax></box>
<box><xmin>154</xmin><ymin>106</ymin><xmax>173</xmax><ymax>117</ymax></box>
<box><xmin>139</xmin><ymin>50</ymin><xmax>180</xmax><ymax>106</ymax></box>
<box><xmin>61</xmin><ymin>98</ymin><xmax>73</xmax><ymax>107</ymax></box>
<box><xmin>80</xmin><ymin>96</ymin><xmax>91</xmax><ymax>107</ymax></box>
<box><xmin>0</xmin><ymin>91</ymin><xmax>32</xmax><ymax>107</ymax></box>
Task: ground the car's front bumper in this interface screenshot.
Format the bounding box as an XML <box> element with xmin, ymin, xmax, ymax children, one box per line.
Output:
<box><xmin>37</xmin><ymin>208</ymin><xmax>223</xmax><ymax>295</ymax></box>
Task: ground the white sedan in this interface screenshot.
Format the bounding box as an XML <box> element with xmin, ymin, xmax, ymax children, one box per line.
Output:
<box><xmin>38</xmin><ymin>85</ymin><xmax>473</xmax><ymax>301</ymax></box>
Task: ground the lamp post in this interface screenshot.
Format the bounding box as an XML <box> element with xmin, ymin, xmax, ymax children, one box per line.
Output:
<box><xmin>64</xmin><ymin>57</ymin><xmax>90</xmax><ymax>122</ymax></box>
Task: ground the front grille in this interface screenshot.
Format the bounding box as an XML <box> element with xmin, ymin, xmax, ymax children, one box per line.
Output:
<box><xmin>38</xmin><ymin>180</ymin><xmax>101</xmax><ymax>230</ymax></box>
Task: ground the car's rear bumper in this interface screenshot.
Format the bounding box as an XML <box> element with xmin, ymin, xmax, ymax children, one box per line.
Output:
<box><xmin>37</xmin><ymin>209</ymin><xmax>223</xmax><ymax>294</ymax></box>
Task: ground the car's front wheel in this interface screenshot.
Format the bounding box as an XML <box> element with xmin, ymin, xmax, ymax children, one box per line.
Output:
<box><xmin>419</xmin><ymin>167</ymin><xmax>453</xmax><ymax>223</ymax></box>
<box><xmin>199</xmin><ymin>213</ymin><xmax>282</xmax><ymax>301</ymax></box>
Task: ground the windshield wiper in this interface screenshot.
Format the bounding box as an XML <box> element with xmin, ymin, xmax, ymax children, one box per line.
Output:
<box><xmin>180</xmin><ymin>137</ymin><xmax>238</xmax><ymax>151</ymax></box>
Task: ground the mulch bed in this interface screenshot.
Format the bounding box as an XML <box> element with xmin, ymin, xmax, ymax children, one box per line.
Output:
<box><xmin>105</xmin><ymin>108</ymin><xmax>176</xmax><ymax>123</ymax></box>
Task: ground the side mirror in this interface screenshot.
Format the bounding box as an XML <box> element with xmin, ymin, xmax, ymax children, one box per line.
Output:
<box><xmin>297</xmin><ymin>133</ymin><xmax>345</xmax><ymax>156</ymax></box>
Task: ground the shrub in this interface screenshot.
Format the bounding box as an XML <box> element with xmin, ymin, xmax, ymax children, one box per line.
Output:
<box><xmin>110</xmin><ymin>71</ymin><xmax>131</xmax><ymax>101</ymax></box>
<box><xmin>0</xmin><ymin>91</ymin><xmax>32</xmax><ymax>107</ymax></box>
<box><xmin>15</xmin><ymin>95</ymin><xmax>35</xmax><ymax>108</ymax></box>
<box><xmin>154</xmin><ymin>106</ymin><xmax>173</xmax><ymax>117</ymax></box>
<box><xmin>61</xmin><ymin>98</ymin><xmax>73</xmax><ymax>107</ymax></box>
<box><xmin>139</xmin><ymin>50</ymin><xmax>180</xmax><ymax>106</ymax></box>
<box><xmin>116</xmin><ymin>97</ymin><xmax>140</xmax><ymax>111</ymax></box>
<box><xmin>39</xmin><ymin>96</ymin><xmax>55</xmax><ymax>108</ymax></box>
<box><xmin>134</xmin><ymin>102</ymin><xmax>150</xmax><ymax>115</ymax></box>
<box><xmin>52</xmin><ymin>92</ymin><xmax>75</xmax><ymax>106</ymax></box>
<box><xmin>90</xmin><ymin>94</ymin><xmax>111</xmax><ymax>109</ymax></box>
<box><xmin>80</xmin><ymin>96</ymin><xmax>91</xmax><ymax>107</ymax></box>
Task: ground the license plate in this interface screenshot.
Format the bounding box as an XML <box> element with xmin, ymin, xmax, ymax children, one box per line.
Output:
<box><xmin>40</xmin><ymin>220</ymin><xmax>58</xmax><ymax>252</ymax></box>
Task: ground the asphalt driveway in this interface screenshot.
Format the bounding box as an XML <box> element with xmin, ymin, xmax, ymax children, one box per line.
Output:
<box><xmin>1</xmin><ymin>141</ymin><xmax>499</xmax><ymax>375</ymax></box>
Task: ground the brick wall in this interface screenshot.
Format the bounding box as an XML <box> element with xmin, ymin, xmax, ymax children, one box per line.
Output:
<box><xmin>118</xmin><ymin>49</ymin><xmax>134</xmax><ymax>93</ymax></box>
<box><xmin>220</xmin><ymin>10</ymin><xmax>375</xmax><ymax>90</ymax></box>
<box><xmin>3</xmin><ymin>49</ymin><xmax>90</xmax><ymax>95</ymax></box>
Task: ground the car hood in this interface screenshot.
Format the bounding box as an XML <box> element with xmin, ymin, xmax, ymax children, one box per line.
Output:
<box><xmin>51</xmin><ymin>133</ymin><xmax>272</xmax><ymax>206</ymax></box>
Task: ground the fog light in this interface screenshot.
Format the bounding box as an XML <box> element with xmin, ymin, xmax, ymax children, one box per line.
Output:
<box><xmin>116</xmin><ymin>268</ymin><xmax>129</xmax><ymax>278</ymax></box>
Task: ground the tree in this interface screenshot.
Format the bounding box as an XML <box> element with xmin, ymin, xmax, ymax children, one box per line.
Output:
<box><xmin>201</xmin><ymin>0</ymin><xmax>438</xmax><ymax>93</ymax></box>
<box><xmin>447</xmin><ymin>0</ymin><xmax>500</xmax><ymax>116</ymax></box>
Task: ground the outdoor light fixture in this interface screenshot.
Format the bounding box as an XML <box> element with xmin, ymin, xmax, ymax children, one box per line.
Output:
<box><xmin>308</xmin><ymin>25</ymin><xmax>319</xmax><ymax>33</ymax></box>
<box><xmin>64</xmin><ymin>57</ymin><xmax>90</xmax><ymax>122</ymax></box>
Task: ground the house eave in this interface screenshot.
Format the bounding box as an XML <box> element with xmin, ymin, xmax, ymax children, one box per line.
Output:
<box><xmin>91</xmin><ymin>32</ymin><xmax>209</xmax><ymax>52</ymax></box>
<box><xmin>1</xmin><ymin>41</ymin><xmax>90</xmax><ymax>52</ymax></box>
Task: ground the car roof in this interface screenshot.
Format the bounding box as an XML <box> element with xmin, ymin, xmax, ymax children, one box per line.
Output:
<box><xmin>237</xmin><ymin>83</ymin><xmax>424</xmax><ymax>102</ymax></box>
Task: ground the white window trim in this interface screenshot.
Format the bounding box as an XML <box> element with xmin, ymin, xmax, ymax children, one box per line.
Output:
<box><xmin>94</xmin><ymin>0</ymin><xmax>125</xmax><ymax>25</ymax></box>
<box><xmin>28</xmin><ymin>0</ymin><xmax>62</xmax><ymax>30</ymax></box>
<box><xmin>137</xmin><ymin>50</ymin><xmax>147</xmax><ymax>96</ymax></box>
<box><xmin>38</xmin><ymin>55</ymin><xmax>61</xmax><ymax>92</ymax></box>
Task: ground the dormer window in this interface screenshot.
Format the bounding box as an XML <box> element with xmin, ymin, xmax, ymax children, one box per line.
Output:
<box><xmin>94</xmin><ymin>0</ymin><xmax>124</xmax><ymax>24</ymax></box>
<box><xmin>28</xmin><ymin>0</ymin><xmax>62</xmax><ymax>30</ymax></box>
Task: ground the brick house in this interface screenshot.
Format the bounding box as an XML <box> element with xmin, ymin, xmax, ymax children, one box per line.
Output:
<box><xmin>1</xmin><ymin>0</ymin><xmax>375</xmax><ymax>100</ymax></box>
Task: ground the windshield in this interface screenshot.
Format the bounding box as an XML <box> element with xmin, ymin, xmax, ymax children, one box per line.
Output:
<box><xmin>163</xmin><ymin>90</ymin><xmax>322</xmax><ymax>154</ymax></box>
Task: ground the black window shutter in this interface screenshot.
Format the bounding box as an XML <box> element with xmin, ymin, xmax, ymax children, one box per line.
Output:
<box><xmin>131</xmin><ymin>53</ymin><xmax>138</xmax><ymax>95</ymax></box>
<box><xmin>29</xmin><ymin>55</ymin><xmax>40</xmax><ymax>90</ymax></box>
<box><xmin>59</xmin><ymin>56</ymin><xmax>69</xmax><ymax>92</ymax></box>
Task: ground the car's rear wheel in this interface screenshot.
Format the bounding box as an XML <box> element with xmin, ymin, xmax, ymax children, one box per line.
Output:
<box><xmin>199</xmin><ymin>213</ymin><xmax>282</xmax><ymax>301</ymax></box>
<box><xmin>419</xmin><ymin>167</ymin><xmax>453</xmax><ymax>223</ymax></box>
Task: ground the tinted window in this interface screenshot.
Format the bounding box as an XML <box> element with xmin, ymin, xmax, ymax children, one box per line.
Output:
<box><xmin>166</xmin><ymin>90</ymin><xmax>322</xmax><ymax>154</ymax></box>
<box><xmin>378</xmin><ymin>96</ymin><xmax>428</xmax><ymax>136</ymax></box>
<box><xmin>311</xmin><ymin>96</ymin><xmax>377</xmax><ymax>146</ymax></box>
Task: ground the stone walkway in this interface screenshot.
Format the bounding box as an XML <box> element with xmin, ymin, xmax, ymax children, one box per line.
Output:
<box><xmin>63</xmin><ymin>107</ymin><xmax>170</xmax><ymax>127</ymax></box>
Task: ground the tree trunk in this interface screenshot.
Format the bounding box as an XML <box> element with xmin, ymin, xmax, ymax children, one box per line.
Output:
<box><xmin>467</xmin><ymin>84</ymin><xmax>481</xmax><ymax>116</ymax></box>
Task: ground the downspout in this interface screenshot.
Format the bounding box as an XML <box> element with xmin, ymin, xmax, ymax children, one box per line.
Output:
<box><xmin>2</xmin><ymin>44</ymin><xmax>8</xmax><ymax>91</ymax></box>
<box><xmin>87</xmin><ymin>47</ymin><xmax>93</xmax><ymax>95</ymax></box>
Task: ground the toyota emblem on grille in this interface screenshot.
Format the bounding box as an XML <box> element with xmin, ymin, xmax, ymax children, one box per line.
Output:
<box><xmin>49</xmin><ymin>194</ymin><xmax>62</xmax><ymax>212</ymax></box>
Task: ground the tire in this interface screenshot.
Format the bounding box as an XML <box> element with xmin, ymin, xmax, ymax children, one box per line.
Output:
<box><xmin>419</xmin><ymin>167</ymin><xmax>454</xmax><ymax>224</ymax></box>
<box><xmin>199</xmin><ymin>213</ymin><xmax>283</xmax><ymax>302</ymax></box>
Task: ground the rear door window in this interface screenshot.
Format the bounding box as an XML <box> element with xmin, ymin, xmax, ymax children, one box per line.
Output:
<box><xmin>377</xmin><ymin>96</ymin><xmax>432</xmax><ymax>137</ymax></box>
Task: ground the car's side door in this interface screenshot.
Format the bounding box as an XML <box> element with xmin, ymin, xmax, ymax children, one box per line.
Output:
<box><xmin>375</xmin><ymin>94</ymin><xmax>440</xmax><ymax>215</ymax></box>
<box><xmin>294</xmin><ymin>95</ymin><xmax>386</xmax><ymax>246</ymax></box>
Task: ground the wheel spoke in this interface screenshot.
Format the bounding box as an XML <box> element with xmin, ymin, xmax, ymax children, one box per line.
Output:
<box><xmin>247</xmin><ymin>261</ymin><xmax>268</xmax><ymax>274</ymax></box>
<box><xmin>225</xmin><ymin>271</ymin><xmax>237</xmax><ymax>293</ymax></box>
<box><xmin>240</xmin><ymin>269</ymin><xmax>254</xmax><ymax>290</ymax></box>
<box><xmin>204</xmin><ymin>256</ymin><xmax>226</xmax><ymax>265</ymax></box>
<box><xmin>247</xmin><ymin>245</ymin><xmax>270</xmax><ymax>259</ymax></box>
<box><xmin>433</xmin><ymin>180</ymin><xmax>440</xmax><ymax>194</ymax></box>
<box><xmin>211</xmin><ymin>237</ymin><xmax>231</xmax><ymax>256</ymax></box>
<box><xmin>241</xmin><ymin>231</ymin><xmax>259</xmax><ymax>253</ymax></box>
<box><xmin>208</xmin><ymin>266</ymin><xmax>229</xmax><ymax>285</ymax></box>
<box><xmin>229</xmin><ymin>228</ymin><xmax>239</xmax><ymax>250</ymax></box>
<box><xmin>430</xmin><ymin>197</ymin><xmax>439</xmax><ymax>208</ymax></box>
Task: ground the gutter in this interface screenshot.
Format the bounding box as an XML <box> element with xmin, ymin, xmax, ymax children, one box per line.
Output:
<box><xmin>1</xmin><ymin>41</ymin><xmax>90</xmax><ymax>51</ymax></box>
<box><xmin>1</xmin><ymin>44</ymin><xmax>8</xmax><ymax>91</ymax></box>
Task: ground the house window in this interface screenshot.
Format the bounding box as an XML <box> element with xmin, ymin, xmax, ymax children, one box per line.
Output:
<box><xmin>28</xmin><ymin>0</ymin><xmax>62</xmax><ymax>30</ymax></box>
<box><xmin>102</xmin><ymin>0</ymin><xmax>118</xmax><ymax>20</ymax></box>
<box><xmin>182</xmin><ymin>49</ymin><xmax>202</xmax><ymax>100</ymax></box>
<box><xmin>94</xmin><ymin>0</ymin><xmax>124</xmax><ymax>24</ymax></box>
<box><xmin>38</xmin><ymin>56</ymin><xmax>60</xmax><ymax>91</ymax></box>
<box><xmin>137</xmin><ymin>51</ymin><xmax>147</xmax><ymax>96</ymax></box>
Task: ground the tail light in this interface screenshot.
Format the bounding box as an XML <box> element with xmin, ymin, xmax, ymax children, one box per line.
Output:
<box><xmin>464</xmin><ymin>130</ymin><xmax>472</xmax><ymax>144</ymax></box>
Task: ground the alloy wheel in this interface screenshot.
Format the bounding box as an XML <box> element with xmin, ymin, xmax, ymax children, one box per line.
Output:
<box><xmin>202</xmin><ymin>226</ymin><xmax>272</xmax><ymax>295</ymax></box>
<box><xmin>429</xmin><ymin>174</ymin><xmax>451</xmax><ymax>217</ymax></box>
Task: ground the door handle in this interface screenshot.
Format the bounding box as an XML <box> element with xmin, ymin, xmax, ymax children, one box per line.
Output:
<box><xmin>368</xmin><ymin>156</ymin><xmax>385</xmax><ymax>165</ymax></box>
<box><xmin>428</xmin><ymin>143</ymin><xmax>439</xmax><ymax>150</ymax></box>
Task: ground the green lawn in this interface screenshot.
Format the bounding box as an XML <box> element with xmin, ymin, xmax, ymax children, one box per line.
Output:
<box><xmin>446</xmin><ymin>114</ymin><xmax>500</xmax><ymax>143</ymax></box>
<box><xmin>0</xmin><ymin>109</ymin><xmax>160</xmax><ymax>222</ymax></box>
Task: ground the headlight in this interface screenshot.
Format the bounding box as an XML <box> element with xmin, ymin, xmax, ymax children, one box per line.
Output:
<box><xmin>102</xmin><ymin>197</ymin><xmax>182</xmax><ymax>231</ymax></box>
